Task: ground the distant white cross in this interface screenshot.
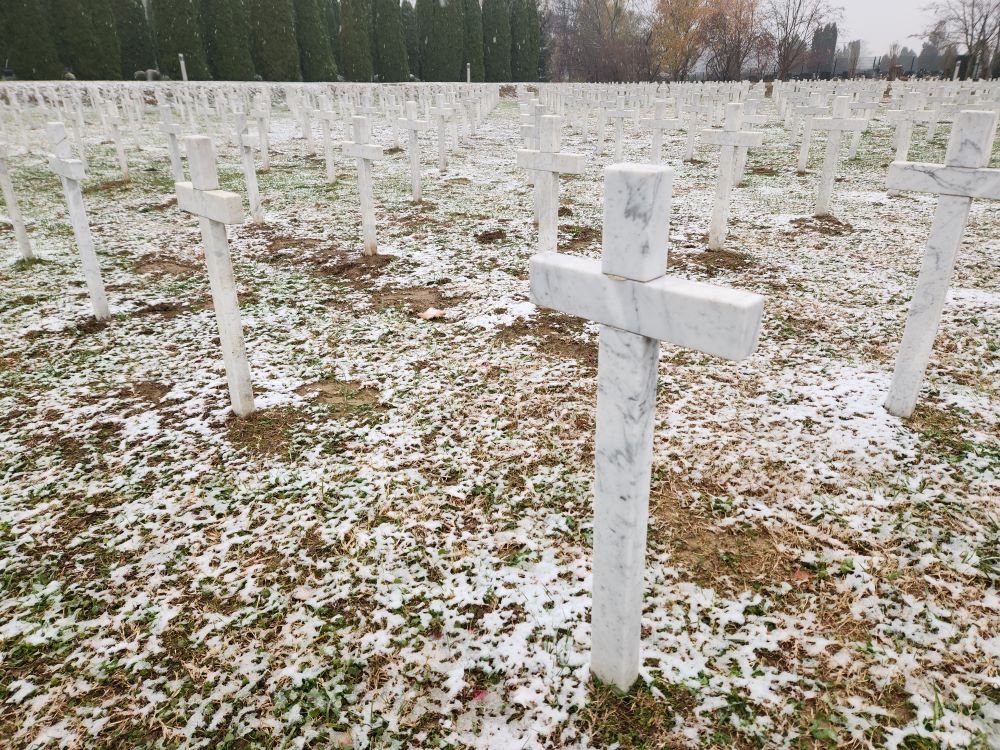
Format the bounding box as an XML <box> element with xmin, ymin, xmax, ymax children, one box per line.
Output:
<box><xmin>175</xmin><ymin>135</ymin><xmax>255</xmax><ymax>417</ymax></box>
<box><xmin>606</xmin><ymin>95</ymin><xmax>636</xmax><ymax>161</ymax></box>
<box><xmin>884</xmin><ymin>109</ymin><xmax>1000</xmax><ymax>418</ymax></box>
<box><xmin>0</xmin><ymin>145</ymin><xmax>33</xmax><ymax>260</ymax></box>
<box><xmin>315</xmin><ymin>95</ymin><xmax>340</xmax><ymax>183</ymax></box>
<box><xmin>47</xmin><ymin>121</ymin><xmax>110</xmax><ymax>321</ymax></box>
<box><xmin>234</xmin><ymin>112</ymin><xmax>264</xmax><ymax>224</ymax></box>
<box><xmin>702</xmin><ymin>103</ymin><xmax>763</xmax><ymax>250</ymax></box>
<box><xmin>429</xmin><ymin>96</ymin><xmax>454</xmax><ymax>172</ymax></box>
<box><xmin>516</xmin><ymin>115</ymin><xmax>585</xmax><ymax>253</ymax></box>
<box><xmin>158</xmin><ymin>104</ymin><xmax>185</xmax><ymax>182</ymax></box>
<box><xmin>812</xmin><ymin>96</ymin><xmax>866</xmax><ymax>217</ymax></box>
<box><xmin>399</xmin><ymin>100</ymin><xmax>431</xmax><ymax>202</ymax></box>
<box><xmin>530</xmin><ymin>163</ymin><xmax>764</xmax><ymax>690</ymax></box>
<box><xmin>640</xmin><ymin>99</ymin><xmax>682</xmax><ymax>164</ymax></box>
<box><xmin>342</xmin><ymin>115</ymin><xmax>385</xmax><ymax>256</ymax></box>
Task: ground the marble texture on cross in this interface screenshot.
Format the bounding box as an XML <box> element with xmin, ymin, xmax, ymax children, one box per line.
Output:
<box><xmin>175</xmin><ymin>135</ymin><xmax>255</xmax><ymax>417</ymax></box>
<box><xmin>813</xmin><ymin>96</ymin><xmax>866</xmax><ymax>217</ymax></box>
<box><xmin>702</xmin><ymin>103</ymin><xmax>763</xmax><ymax>250</ymax></box>
<box><xmin>47</xmin><ymin>122</ymin><xmax>110</xmax><ymax>321</ymax></box>
<box><xmin>884</xmin><ymin>109</ymin><xmax>1000</xmax><ymax>418</ymax></box>
<box><xmin>0</xmin><ymin>145</ymin><xmax>34</xmax><ymax>260</ymax></box>
<box><xmin>399</xmin><ymin>100</ymin><xmax>430</xmax><ymax>203</ymax></box>
<box><xmin>342</xmin><ymin>115</ymin><xmax>385</xmax><ymax>256</ymax></box>
<box><xmin>516</xmin><ymin>115</ymin><xmax>585</xmax><ymax>253</ymax></box>
<box><xmin>530</xmin><ymin>163</ymin><xmax>764</xmax><ymax>691</ymax></box>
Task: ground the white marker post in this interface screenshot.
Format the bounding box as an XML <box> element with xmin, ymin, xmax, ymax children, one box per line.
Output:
<box><xmin>179</xmin><ymin>53</ymin><xmax>188</xmax><ymax>82</ymax></box>
<box><xmin>0</xmin><ymin>145</ymin><xmax>34</xmax><ymax>260</ymax></box>
<box><xmin>47</xmin><ymin>122</ymin><xmax>110</xmax><ymax>321</ymax></box>
<box><xmin>235</xmin><ymin>112</ymin><xmax>264</xmax><ymax>224</ymax></box>
<box><xmin>429</xmin><ymin>97</ymin><xmax>454</xmax><ymax>172</ymax></box>
<box><xmin>399</xmin><ymin>100</ymin><xmax>430</xmax><ymax>203</ymax></box>
<box><xmin>342</xmin><ymin>116</ymin><xmax>385</xmax><ymax>256</ymax></box>
<box><xmin>516</xmin><ymin>115</ymin><xmax>586</xmax><ymax>253</ymax></box>
<box><xmin>159</xmin><ymin>104</ymin><xmax>185</xmax><ymax>182</ymax></box>
<box><xmin>813</xmin><ymin>96</ymin><xmax>866</xmax><ymax>217</ymax></box>
<box><xmin>702</xmin><ymin>103</ymin><xmax>763</xmax><ymax>250</ymax></box>
<box><xmin>176</xmin><ymin>136</ymin><xmax>255</xmax><ymax>417</ymax></box>
<box><xmin>884</xmin><ymin>110</ymin><xmax>1000</xmax><ymax>418</ymax></box>
<box><xmin>530</xmin><ymin>163</ymin><xmax>764</xmax><ymax>690</ymax></box>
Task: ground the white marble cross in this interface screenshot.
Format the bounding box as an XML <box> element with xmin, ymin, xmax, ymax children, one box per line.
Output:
<box><xmin>516</xmin><ymin>115</ymin><xmax>585</xmax><ymax>253</ymax></box>
<box><xmin>399</xmin><ymin>100</ymin><xmax>430</xmax><ymax>203</ymax></box>
<box><xmin>887</xmin><ymin>93</ymin><xmax>933</xmax><ymax>162</ymax></box>
<box><xmin>251</xmin><ymin>93</ymin><xmax>271</xmax><ymax>171</ymax></box>
<box><xmin>107</xmin><ymin>106</ymin><xmax>129</xmax><ymax>182</ymax></box>
<box><xmin>606</xmin><ymin>96</ymin><xmax>636</xmax><ymax>162</ymax></box>
<box><xmin>530</xmin><ymin>163</ymin><xmax>764</xmax><ymax>690</ymax></box>
<box><xmin>0</xmin><ymin>145</ymin><xmax>33</xmax><ymax>261</ymax></box>
<box><xmin>315</xmin><ymin>95</ymin><xmax>339</xmax><ymax>183</ymax></box>
<box><xmin>796</xmin><ymin>94</ymin><xmax>829</xmax><ymax>173</ymax></box>
<box><xmin>884</xmin><ymin>109</ymin><xmax>1000</xmax><ymax>418</ymax></box>
<box><xmin>429</xmin><ymin>97</ymin><xmax>454</xmax><ymax>172</ymax></box>
<box><xmin>175</xmin><ymin>135</ymin><xmax>255</xmax><ymax>417</ymax></box>
<box><xmin>640</xmin><ymin>99</ymin><xmax>682</xmax><ymax>163</ymax></box>
<box><xmin>342</xmin><ymin>116</ymin><xmax>385</xmax><ymax>256</ymax></box>
<box><xmin>158</xmin><ymin>104</ymin><xmax>185</xmax><ymax>182</ymax></box>
<box><xmin>702</xmin><ymin>103</ymin><xmax>763</xmax><ymax>250</ymax></box>
<box><xmin>47</xmin><ymin>122</ymin><xmax>110</xmax><ymax>321</ymax></box>
<box><xmin>813</xmin><ymin>96</ymin><xmax>866</xmax><ymax>217</ymax></box>
<box><xmin>234</xmin><ymin>112</ymin><xmax>264</xmax><ymax>224</ymax></box>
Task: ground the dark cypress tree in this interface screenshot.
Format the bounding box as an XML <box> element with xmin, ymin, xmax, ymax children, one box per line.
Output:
<box><xmin>417</xmin><ymin>0</ymin><xmax>462</xmax><ymax>80</ymax></box>
<box><xmin>339</xmin><ymin>0</ymin><xmax>373</xmax><ymax>81</ymax></box>
<box><xmin>247</xmin><ymin>0</ymin><xmax>302</xmax><ymax>80</ymax></box>
<box><xmin>400</xmin><ymin>0</ymin><xmax>419</xmax><ymax>78</ymax></box>
<box><xmin>481</xmin><ymin>0</ymin><xmax>509</xmax><ymax>81</ymax></box>
<box><xmin>0</xmin><ymin>0</ymin><xmax>62</xmax><ymax>79</ymax></box>
<box><xmin>201</xmin><ymin>0</ymin><xmax>255</xmax><ymax>80</ymax></box>
<box><xmin>90</xmin><ymin>0</ymin><xmax>123</xmax><ymax>78</ymax></box>
<box><xmin>50</xmin><ymin>0</ymin><xmax>111</xmax><ymax>78</ymax></box>
<box><xmin>461</xmin><ymin>0</ymin><xmax>484</xmax><ymax>81</ymax></box>
<box><xmin>294</xmin><ymin>0</ymin><xmax>337</xmax><ymax>80</ymax></box>
<box><xmin>509</xmin><ymin>0</ymin><xmax>537</xmax><ymax>81</ymax></box>
<box><xmin>112</xmin><ymin>0</ymin><xmax>156</xmax><ymax>76</ymax></box>
<box><xmin>151</xmin><ymin>0</ymin><xmax>211</xmax><ymax>79</ymax></box>
<box><xmin>324</xmin><ymin>0</ymin><xmax>342</xmax><ymax>71</ymax></box>
<box><xmin>372</xmin><ymin>0</ymin><xmax>408</xmax><ymax>81</ymax></box>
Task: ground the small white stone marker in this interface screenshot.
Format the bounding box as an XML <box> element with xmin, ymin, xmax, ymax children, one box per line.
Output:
<box><xmin>0</xmin><ymin>145</ymin><xmax>34</xmax><ymax>260</ymax></box>
<box><xmin>429</xmin><ymin>97</ymin><xmax>454</xmax><ymax>172</ymax></box>
<box><xmin>702</xmin><ymin>103</ymin><xmax>763</xmax><ymax>250</ymax></box>
<box><xmin>235</xmin><ymin>112</ymin><xmax>264</xmax><ymax>224</ymax></box>
<box><xmin>47</xmin><ymin>122</ymin><xmax>110</xmax><ymax>321</ymax></box>
<box><xmin>516</xmin><ymin>115</ymin><xmax>586</xmax><ymax>253</ymax></box>
<box><xmin>640</xmin><ymin>99</ymin><xmax>681</xmax><ymax>164</ymax></box>
<box><xmin>813</xmin><ymin>96</ymin><xmax>866</xmax><ymax>217</ymax></box>
<box><xmin>530</xmin><ymin>163</ymin><xmax>764</xmax><ymax>691</ymax></box>
<box><xmin>158</xmin><ymin>104</ymin><xmax>185</xmax><ymax>182</ymax></box>
<box><xmin>399</xmin><ymin>100</ymin><xmax>430</xmax><ymax>202</ymax></box>
<box><xmin>342</xmin><ymin>116</ymin><xmax>385</xmax><ymax>256</ymax></box>
<box><xmin>175</xmin><ymin>136</ymin><xmax>255</xmax><ymax>417</ymax></box>
<box><xmin>884</xmin><ymin>110</ymin><xmax>1000</xmax><ymax>418</ymax></box>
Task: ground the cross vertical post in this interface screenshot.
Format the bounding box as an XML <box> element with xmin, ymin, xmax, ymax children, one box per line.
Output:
<box><xmin>399</xmin><ymin>101</ymin><xmax>430</xmax><ymax>203</ymax></box>
<box><xmin>342</xmin><ymin>115</ymin><xmax>385</xmax><ymax>256</ymax></box>
<box><xmin>0</xmin><ymin>145</ymin><xmax>34</xmax><ymax>260</ymax></box>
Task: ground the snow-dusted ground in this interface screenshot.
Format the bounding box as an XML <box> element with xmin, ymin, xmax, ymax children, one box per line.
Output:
<box><xmin>1</xmin><ymin>91</ymin><xmax>998</xmax><ymax>750</ymax></box>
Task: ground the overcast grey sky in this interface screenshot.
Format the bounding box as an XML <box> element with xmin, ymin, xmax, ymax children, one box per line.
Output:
<box><xmin>838</xmin><ymin>0</ymin><xmax>936</xmax><ymax>58</ymax></box>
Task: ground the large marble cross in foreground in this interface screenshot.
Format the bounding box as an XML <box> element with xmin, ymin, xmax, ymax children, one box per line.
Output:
<box><xmin>530</xmin><ymin>163</ymin><xmax>765</xmax><ymax>690</ymax></box>
<box><xmin>884</xmin><ymin>110</ymin><xmax>1000</xmax><ymax>418</ymax></box>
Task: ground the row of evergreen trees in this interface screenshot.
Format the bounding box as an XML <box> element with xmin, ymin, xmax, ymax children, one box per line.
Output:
<box><xmin>0</xmin><ymin>0</ymin><xmax>541</xmax><ymax>82</ymax></box>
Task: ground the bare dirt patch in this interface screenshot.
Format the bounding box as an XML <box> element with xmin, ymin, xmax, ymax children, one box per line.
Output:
<box><xmin>749</xmin><ymin>166</ymin><xmax>780</xmax><ymax>176</ymax></box>
<box><xmin>384</xmin><ymin>146</ymin><xmax>403</xmax><ymax>155</ymax></box>
<box><xmin>563</xmin><ymin>224</ymin><xmax>601</xmax><ymax>251</ymax></box>
<box><xmin>135</xmin><ymin>300</ymin><xmax>203</xmax><ymax>318</ymax></box>
<box><xmin>134</xmin><ymin>254</ymin><xmax>199</xmax><ymax>277</ymax></box>
<box><xmin>139</xmin><ymin>196</ymin><xmax>177</xmax><ymax>213</ymax></box>
<box><xmin>83</xmin><ymin>178</ymin><xmax>130</xmax><ymax>194</ymax></box>
<box><xmin>495</xmin><ymin>309</ymin><xmax>596</xmax><ymax>368</ymax></box>
<box><xmin>475</xmin><ymin>228</ymin><xmax>507</xmax><ymax>244</ymax></box>
<box><xmin>295</xmin><ymin>378</ymin><xmax>383</xmax><ymax>418</ymax></box>
<box><xmin>122</xmin><ymin>380</ymin><xmax>173</xmax><ymax>404</ymax></box>
<box><xmin>788</xmin><ymin>215</ymin><xmax>853</xmax><ymax>236</ymax></box>
<box><xmin>372</xmin><ymin>286</ymin><xmax>448</xmax><ymax>315</ymax></box>
<box><xmin>225</xmin><ymin>406</ymin><xmax>303</xmax><ymax>455</ymax></box>
<box><xmin>558</xmin><ymin>206</ymin><xmax>574</xmax><ymax>217</ymax></box>
<box><xmin>670</xmin><ymin>248</ymin><xmax>754</xmax><ymax>276</ymax></box>
<box><xmin>75</xmin><ymin>316</ymin><xmax>111</xmax><ymax>336</ymax></box>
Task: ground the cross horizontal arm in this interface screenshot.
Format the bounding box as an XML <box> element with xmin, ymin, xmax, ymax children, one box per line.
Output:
<box><xmin>176</xmin><ymin>182</ymin><xmax>245</xmax><ymax>225</ymax></box>
<box><xmin>49</xmin><ymin>156</ymin><xmax>86</xmax><ymax>182</ymax></box>
<box><xmin>343</xmin><ymin>142</ymin><xmax>384</xmax><ymax>161</ymax></box>
<box><xmin>516</xmin><ymin>149</ymin><xmax>586</xmax><ymax>174</ymax></box>
<box><xmin>887</xmin><ymin>161</ymin><xmax>1000</xmax><ymax>199</ymax></box>
<box><xmin>530</xmin><ymin>252</ymin><xmax>764</xmax><ymax>361</ymax></box>
<box><xmin>701</xmin><ymin>130</ymin><xmax>763</xmax><ymax>148</ymax></box>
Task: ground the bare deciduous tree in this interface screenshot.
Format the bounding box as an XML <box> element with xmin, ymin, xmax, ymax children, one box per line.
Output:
<box><xmin>926</xmin><ymin>0</ymin><xmax>1000</xmax><ymax>78</ymax></box>
<box><xmin>763</xmin><ymin>0</ymin><xmax>838</xmax><ymax>79</ymax></box>
<box><xmin>702</xmin><ymin>0</ymin><xmax>765</xmax><ymax>80</ymax></box>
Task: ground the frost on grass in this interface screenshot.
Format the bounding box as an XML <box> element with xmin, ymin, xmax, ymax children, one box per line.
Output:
<box><xmin>0</xmin><ymin>100</ymin><xmax>998</xmax><ymax>750</ymax></box>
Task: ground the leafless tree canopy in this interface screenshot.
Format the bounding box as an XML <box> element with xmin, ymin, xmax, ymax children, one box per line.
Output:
<box><xmin>926</xmin><ymin>0</ymin><xmax>1000</xmax><ymax>78</ymax></box>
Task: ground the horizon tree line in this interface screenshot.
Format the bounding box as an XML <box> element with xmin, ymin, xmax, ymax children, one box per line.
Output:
<box><xmin>0</xmin><ymin>0</ymin><xmax>543</xmax><ymax>82</ymax></box>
